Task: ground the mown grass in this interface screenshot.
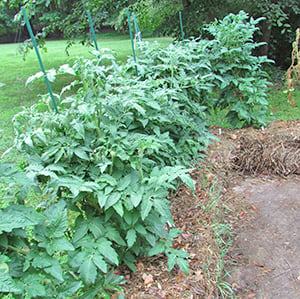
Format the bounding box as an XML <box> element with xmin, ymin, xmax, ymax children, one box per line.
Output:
<box><xmin>208</xmin><ymin>87</ymin><xmax>300</xmax><ymax>129</ymax></box>
<box><xmin>268</xmin><ymin>88</ymin><xmax>300</xmax><ymax>121</ymax></box>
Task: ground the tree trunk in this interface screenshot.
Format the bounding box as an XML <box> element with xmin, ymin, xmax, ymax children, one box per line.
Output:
<box><xmin>260</xmin><ymin>19</ymin><xmax>273</xmax><ymax>57</ymax></box>
<box><xmin>182</xmin><ymin>0</ymin><xmax>192</xmax><ymax>8</ymax></box>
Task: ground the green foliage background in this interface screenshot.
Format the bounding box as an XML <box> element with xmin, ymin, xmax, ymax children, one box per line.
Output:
<box><xmin>1</xmin><ymin>0</ymin><xmax>299</xmax><ymax>66</ymax></box>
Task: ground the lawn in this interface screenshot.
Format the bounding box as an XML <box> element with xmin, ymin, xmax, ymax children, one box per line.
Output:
<box><xmin>268</xmin><ymin>87</ymin><xmax>300</xmax><ymax>121</ymax></box>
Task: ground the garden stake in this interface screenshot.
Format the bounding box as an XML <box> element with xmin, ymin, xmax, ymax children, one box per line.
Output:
<box><xmin>87</xmin><ymin>10</ymin><xmax>103</xmax><ymax>66</ymax></box>
<box><xmin>126</xmin><ymin>8</ymin><xmax>138</xmax><ymax>76</ymax></box>
<box><xmin>133</xmin><ymin>12</ymin><xmax>142</xmax><ymax>54</ymax></box>
<box><xmin>133</xmin><ymin>13</ymin><xmax>142</xmax><ymax>42</ymax></box>
<box><xmin>179</xmin><ymin>11</ymin><xmax>185</xmax><ymax>41</ymax></box>
<box><xmin>21</xmin><ymin>6</ymin><xmax>58</xmax><ymax>114</ymax></box>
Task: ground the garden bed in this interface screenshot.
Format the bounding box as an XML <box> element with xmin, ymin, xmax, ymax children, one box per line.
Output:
<box><xmin>123</xmin><ymin>119</ymin><xmax>300</xmax><ymax>298</ymax></box>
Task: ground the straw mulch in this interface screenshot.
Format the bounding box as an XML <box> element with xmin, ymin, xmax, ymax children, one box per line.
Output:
<box><xmin>230</xmin><ymin>135</ymin><xmax>300</xmax><ymax>176</ymax></box>
<box><xmin>209</xmin><ymin>119</ymin><xmax>300</xmax><ymax>180</ymax></box>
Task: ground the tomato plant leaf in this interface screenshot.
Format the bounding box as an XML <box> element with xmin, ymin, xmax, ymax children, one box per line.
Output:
<box><xmin>79</xmin><ymin>255</ymin><xmax>97</xmax><ymax>285</ymax></box>
<box><xmin>141</xmin><ymin>197</ymin><xmax>153</xmax><ymax>221</ymax></box>
<box><xmin>126</xmin><ymin>229</ymin><xmax>137</xmax><ymax>248</ymax></box>
<box><xmin>97</xmin><ymin>238</ymin><xmax>119</xmax><ymax>266</ymax></box>
<box><xmin>0</xmin><ymin>270</ymin><xmax>20</xmax><ymax>293</ymax></box>
<box><xmin>92</xmin><ymin>255</ymin><xmax>107</xmax><ymax>273</ymax></box>
<box><xmin>105</xmin><ymin>192</ymin><xmax>121</xmax><ymax>210</ymax></box>
<box><xmin>0</xmin><ymin>205</ymin><xmax>45</xmax><ymax>234</ymax></box>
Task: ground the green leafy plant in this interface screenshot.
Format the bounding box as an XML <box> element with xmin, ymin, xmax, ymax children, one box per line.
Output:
<box><xmin>129</xmin><ymin>11</ymin><xmax>272</xmax><ymax>128</ymax></box>
<box><xmin>1</xmin><ymin>46</ymin><xmax>211</xmax><ymax>297</ymax></box>
<box><xmin>0</xmin><ymin>164</ymin><xmax>84</xmax><ymax>298</ymax></box>
<box><xmin>204</xmin><ymin>11</ymin><xmax>273</xmax><ymax>127</ymax></box>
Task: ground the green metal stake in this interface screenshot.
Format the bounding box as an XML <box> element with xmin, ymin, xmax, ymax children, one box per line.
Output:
<box><xmin>126</xmin><ymin>8</ymin><xmax>138</xmax><ymax>76</ymax></box>
<box><xmin>21</xmin><ymin>6</ymin><xmax>58</xmax><ymax>113</ymax></box>
<box><xmin>133</xmin><ymin>13</ymin><xmax>142</xmax><ymax>41</ymax></box>
<box><xmin>179</xmin><ymin>11</ymin><xmax>185</xmax><ymax>41</ymax></box>
<box><xmin>87</xmin><ymin>10</ymin><xmax>102</xmax><ymax>66</ymax></box>
<box><xmin>132</xmin><ymin>12</ymin><xmax>142</xmax><ymax>54</ymax></box>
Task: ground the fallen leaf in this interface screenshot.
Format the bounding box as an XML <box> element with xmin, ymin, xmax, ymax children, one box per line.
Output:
<box><xmin>194</xmin><ymin>270</ymin><xmax>203</xmax><ymax>281</ymax></box>
<box><xmin>136</xmin><ymin>262</ymin><xmax>145</xmax><ymax>272</ymax></box>
<box><xmin>253</xmin><ymin>261</ymin><xmax>265</xmax><ymax>267</ymax></box>
<box><xmin>189</xmin><ymin>253</ymin><xmax>197</xmax><ymax>259</ymax></box>
<box><xmin>239</xmin><ymin>211</ymin><xmax>245</xmax><ymax>218</ymax></box>
<box><xmin>175</xmin><ymin>270</ymin><xmax>186</xmax><ymax>283</ymax></box>
<box><xmin>142</xmin><ymin>273</ymin><xmax>154</xmax><ymax>285</ymax></box>
<box><xmin>252</xmin><ymin>205</ymin><xmax>258</xmax><ymax>212</ymax></box>
<box><xmin>262</xmin><ymin>267</ymin><xmax>275</xmax><ymax>274</ymax></box>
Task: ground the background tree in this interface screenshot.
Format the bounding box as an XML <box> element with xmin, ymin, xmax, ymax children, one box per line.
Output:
<box><xmin>134</xmin><ymin>0</ymin><xmax>300</xmax><ymax>66</ymax></box>
<box><xmin>0</xmin><ymin>0</ymin><xmax>299</xmax><ymax>66</ymax></box>
<box><xmin>0</xmin><ymin>0</ymin><xmax>21</xmax><ymax>42</ymax></box>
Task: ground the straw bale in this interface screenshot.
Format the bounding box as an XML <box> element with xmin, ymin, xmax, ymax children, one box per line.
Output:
<box><xmin>230</xmin><ymin>135</ymin><xmax>300</xmax><ymax>176</ymax></box>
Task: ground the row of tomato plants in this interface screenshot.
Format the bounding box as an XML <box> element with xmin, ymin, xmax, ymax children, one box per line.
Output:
<box><xmin>0</xmin><ymin>11</ymin><xmax>271</xmax><ymax>298</ymax></box>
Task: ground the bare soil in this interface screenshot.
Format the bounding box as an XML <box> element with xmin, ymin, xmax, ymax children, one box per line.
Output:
<box><xmin>122</xmin><ymin>119</ymin><xmax>300</xmax><ymax>298</ymax></box>
<box><xmin>228</xmin><ymin>177</ymin><xmax>300</xmax><ymax>299</ymax></box>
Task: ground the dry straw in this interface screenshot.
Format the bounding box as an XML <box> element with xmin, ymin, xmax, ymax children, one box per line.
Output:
<box><xmin>230</xmin><ymin>135</ymin><xmax>300</xmax><ymax>176</ymax></box>
<box><xmin>286</xmin><ymin>28</ymin><xmax>300</xmax><ymax>106</ymax></box>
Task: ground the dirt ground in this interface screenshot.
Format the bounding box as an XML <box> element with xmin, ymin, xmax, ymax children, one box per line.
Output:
<box><xmin>212</xmin><ymin>119</ymin><xmax>300</xmax><ymax>298</ymax></box>
<box><xmin>123</xmin><ymin>119</ymin><xmax>300</xmax><ymax>298</ymax></box>
<box><xmin>228</xmin><ymin>178</ymin><xmax>300</xmax><ymax>298</ymax></box>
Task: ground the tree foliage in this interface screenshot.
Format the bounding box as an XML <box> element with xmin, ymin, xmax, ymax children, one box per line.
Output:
<box><xmin>1</xmin><ymin>0</ymin><xmax>299</xmax><ymax>65</ymax></box>
<box><xmin>138</xmin><ymin>0</ymin><xmax>300</xmax><ymax>66</ymax></box>
<box><xmin>0</xmin><ymin>1</ymin><xmax>20</xmax><ymax>42</ymax></box>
